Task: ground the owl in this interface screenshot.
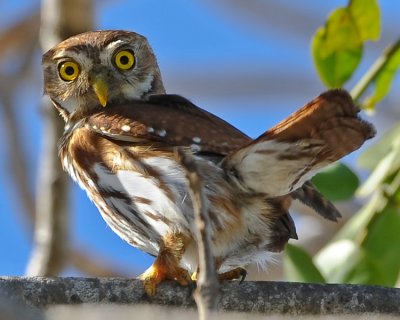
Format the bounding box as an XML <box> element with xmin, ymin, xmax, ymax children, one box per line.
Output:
<box><xmin>42</xmin><ymin>30</ymin><xmax>375</xmax><ymax>295</ymax></box>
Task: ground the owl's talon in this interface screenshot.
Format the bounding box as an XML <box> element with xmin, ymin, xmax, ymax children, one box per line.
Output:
<box><xmin>238</xmin><ymin>268</ymin><xmax>247</xmax><ymax>284</ymax></box>
<box><xmin>174</xmin><ymin>267</ymin><xmax>192</xmax><ymax>287</ymax></box>
<box><xmin>139</xmin><ymin>264</ymin><xmax>166</xmax><ymax>296</ymax></box>
<box><xmin>143</xmin><ymin>279</ymin><xmax>159</xmax><ymax>296</ymax></box>
<box><xmin>139</xmin><ymin>261</ymin><xmax>192</xmax><ymax>296</ymax></box>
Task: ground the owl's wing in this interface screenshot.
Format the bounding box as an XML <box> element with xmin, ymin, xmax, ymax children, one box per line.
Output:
<box><xmin>85</xmin><ymin>91</ymin><xmax>367</xmax><ymax>221</ymax></box>
<box><xmin>222</xmin><ymin>89</ymin><xmax>375</xmax><ymax>197</ymax></box>
<box><xmin>85</xmin><ymin>94</ymin><xmax>251</xmax><ymax>156</ymax></box>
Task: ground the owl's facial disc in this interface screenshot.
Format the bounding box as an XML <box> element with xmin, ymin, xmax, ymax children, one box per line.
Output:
<box><xmin>43</xmin><ymin>30</ymin><xmax>167</xmax><ymax>119</ymax></box>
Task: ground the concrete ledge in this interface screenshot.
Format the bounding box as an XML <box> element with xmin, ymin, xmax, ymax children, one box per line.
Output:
<box><xmin>1</xmin><ymin>277</ymin><xmax>399</xmax><ymax>315</ymax></box>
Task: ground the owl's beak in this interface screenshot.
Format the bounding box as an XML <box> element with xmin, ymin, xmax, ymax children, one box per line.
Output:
<box><xmin>92</xmin><ymin>76</ymin><xmax>109</xmax><ymax>107</ymax></box>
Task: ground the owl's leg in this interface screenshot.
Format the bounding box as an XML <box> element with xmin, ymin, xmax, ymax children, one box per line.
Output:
<box><xmin>139</xmin><ymin>232</ymin><xmax>192</xmax><ymax>296</ymax></box>
<box><xmin>218</xmin><ymin>267</ymin><xmax>247</xmax><ymax>283</ymax></box>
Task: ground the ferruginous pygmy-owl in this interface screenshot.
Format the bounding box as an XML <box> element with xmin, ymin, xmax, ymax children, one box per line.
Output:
<box><xmin>42</xmin><ymin>30</ymin><xmax>375</xmax><ymax>295</ymax></box>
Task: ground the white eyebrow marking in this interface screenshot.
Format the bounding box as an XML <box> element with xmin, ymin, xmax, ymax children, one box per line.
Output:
<box><xmin>53</xmin><ymin>49</ymin><xmax>69</xmax><ymax>59</ymax></box>
<box><xmin>106</xmin><ymin>40</ymin><xmax>125</xmax><ymax>51</ymax></box>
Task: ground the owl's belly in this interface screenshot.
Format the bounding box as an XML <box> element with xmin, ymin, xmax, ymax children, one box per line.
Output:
<box><xmin>63</xmin><ymin>150</ymin><xmax>277</xmax><ymax>271</ymax></box>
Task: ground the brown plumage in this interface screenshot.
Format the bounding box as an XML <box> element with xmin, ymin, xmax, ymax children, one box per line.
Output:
<box><xmin>43</xmin><ymin>30</ymin><xmax>375</xmax><ymax>295</ymax></box>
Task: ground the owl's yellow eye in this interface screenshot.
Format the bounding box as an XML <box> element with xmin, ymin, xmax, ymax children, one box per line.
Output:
<box><xmin>114</xmin><ymin>50</ymin><xmax>135</xmax><ymax>70</ymax></box>
<box><xmin>58</xmin><ymin>61</ymin><xmax>80</xmax><ymax>81</ymax></box>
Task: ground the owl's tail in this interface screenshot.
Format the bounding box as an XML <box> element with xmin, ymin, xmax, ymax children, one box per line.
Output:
<box><xmin>222</xmin><ymin>89</ymin><xmax>375</xmax><ymax>198</ymax></box>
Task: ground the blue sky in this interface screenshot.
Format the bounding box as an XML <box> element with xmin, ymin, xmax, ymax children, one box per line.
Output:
<box><xmin>1</xmin><ymin>1</ymin><xmax>399</xmax><ymax>276</ymax></box>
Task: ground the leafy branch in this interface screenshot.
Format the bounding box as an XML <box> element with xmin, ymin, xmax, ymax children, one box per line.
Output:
<box><xmin>286</xmin><ymin>0</ymin><xmax>400</xmax><ymax>287</ymax></box>
<box><xmin>352</xmin><ymin>39</ymin><xmax>400</xmax><ymax>108</ymax></box>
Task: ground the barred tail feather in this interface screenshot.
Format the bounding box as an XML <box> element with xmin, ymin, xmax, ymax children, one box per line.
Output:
<box><xmin>222</xmin><ymin>89</ymin><xmax>375</xmax><ymax>197</ymax></box>
<box><xmin>291</xmin><ymin>181</ymin><xmax>341</xmax><ymax>222</ymax></box>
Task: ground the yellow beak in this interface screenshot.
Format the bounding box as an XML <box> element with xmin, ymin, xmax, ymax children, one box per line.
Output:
<box><xmin>92</xmin><ymin>76</ymin><xmax>109</xmax><ymax>107</ymax></box>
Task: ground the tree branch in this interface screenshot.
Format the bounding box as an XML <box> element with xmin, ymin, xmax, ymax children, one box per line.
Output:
<box><xmin>0</xmin><ymin>12</ymin><xmax>127</xmax><ymax>278</ymax></box>
<box><xmin>27</xmin><ymin>0</ymin><xmax>94</xmax><ymax>276</ymax></box>
<box><xmin>176</xmin><ymin>150</ymin><xmax>220</xmax><ymax>319</ymax></box>
<box><xmin>0</xmin><ymin>44</ymin><xmax>38</xmax><ymax>224</ymax></box>
<box><xmin>350</xmin><ymin>39</ymin><xmax>400</xmax><ymax>102</ymax></box>
<box><xmin>0</xmin><ymin>13</ymin><xmax>40</xmax><ymax>59</ymax></box>
<box><xmin>1</xmin><ymin>277</ymin><xmax>400</xmax><ymax>315</ymax></box>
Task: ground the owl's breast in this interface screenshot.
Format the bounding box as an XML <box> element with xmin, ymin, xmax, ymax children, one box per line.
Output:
<box><xmin>60</xmin><ymin>127</ymin><xmax>197</xmax><ymax>255</ymax></box>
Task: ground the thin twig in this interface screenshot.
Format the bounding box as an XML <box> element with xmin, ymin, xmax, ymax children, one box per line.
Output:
<box><xmin>350</xmin><ymin>39</ymin><xmax>400</xmax><ymax>102</ymax></box>
<box><xmin>0</xmin><ymin>13</ymin><xmax>40</xmax><ymax>58</ymax></box>
<box><xmin>0</xmin><ymin>26</ymin><xmax>39</xmax><ymax>223</ymax></box>
<box><xmin>27</xmin><ymin>0</ymin><xmax>94</xmax><ymax>276</ymax></box>
<box><xmin>176</xmin><ymin>149</ymin><xmax>219</xmax><ymax>320</ymax></box>
<box><xmin>0</xmin><ymin>12</ymin><xmax>125</xmax><ymax>278</ymax></box>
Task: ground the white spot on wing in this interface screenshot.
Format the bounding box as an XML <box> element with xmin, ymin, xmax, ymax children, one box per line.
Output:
<box><xmin>156</xmin><ymin>129</ymin><xmax>166</xmax><ymax>137</ymax></box>
<box><xmin>192</xmin><ymin>137</ymin><xmax>201</xmax><ymax>143</ymax></box>
<box><xmin>121</xmin><ymin>125</ymin><xmax>131</xmax><ymax>132</ymax></box>
<box><xmin>190</xmin><ymin>144</ymin><xmax>201</xmax><ymax>152</ymax></box>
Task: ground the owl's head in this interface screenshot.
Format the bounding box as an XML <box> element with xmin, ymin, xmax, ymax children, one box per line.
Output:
<box><xmin>42</xmin><ymin>30</ymin><xmax>165</xmax><ymax>120</ymax></box>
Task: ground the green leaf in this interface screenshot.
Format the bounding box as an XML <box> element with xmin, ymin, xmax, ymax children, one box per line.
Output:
<box><xmin>320</xmin><ymin>203</ymin><xmax>400</xmax><ymax>285</ymax></box>
<box><xmin>312</xmin><ymin>7</ymin><xmax>363</xmax><ymax>87</ymax></box>
<box><xmin>349</xmin><ymin>0</ymin><xmax>381</xmax><ymax>41</ymax></box>
<box><xmin>314</xmin><ymin>239</ymin><xmax>363</xmax><ymax>283</ymax></box>
<box><xmin>358</xmin><ymin>123</ymin><xmax>400</xmax><ymax>170</ymax></box>
<box><xmin>315</xmin><ymin>238</ymin><xmax>388</xmax><ymax>285</ymax></box>
<box><xmin>363</xmin><ymin>45</ymin><xmax>400</xmax><ymax>110</ymax></box>
<box><xmin>342</xmin><ymin>250</ymin><xmax>385</xmax><ymax>284</ymax></box>
<box><xmin>361</xmin><ymin>205</ymin><xmax>400</xmax><ymax>286</ymax></box>
<box><xmin>311</xmin><ymin>163</ymin><xmax>359</xmax><ymax>201</ymax></box>
<box><xmin>395</xmin><ymin>188</ymin><xmax>400</xmax><ymax>205</ymax></box>
<box><xmin>284</xmin><ymin>244</ymin><xmax>326</xmax><ymax>283</ymax></box>
<box><xmin>335</xmin><ymin>205</ymin><xmax>400</xmax><ymax>286</ymax></box>
<box><xmin>334</xmin><ymin>192</ymin><xmax>386</xmax><ymax>241</ymax></box>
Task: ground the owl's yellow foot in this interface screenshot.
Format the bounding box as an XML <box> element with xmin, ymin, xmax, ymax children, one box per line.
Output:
<box><xmin>139</xmin><ymin>261</ymin><xmax>192</xmax><ymax>296</ymax></box>
<box><xmin>139</xmin><ymin>263</ymin><xmax>165</xmax><ymax>296</ymax></box>
<box><xmin>218</xmin><ymin>267</ymin><xmax>247</xmax><ymax>283</ymax></box>
<box><xmin>139</xmin><ymin>232</ymin><xmax>192</xmax><ymax>296</ymax></box>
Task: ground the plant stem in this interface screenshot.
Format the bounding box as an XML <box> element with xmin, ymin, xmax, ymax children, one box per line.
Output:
<box><xmin>351</xmin><ymin>38</ymin><xmax>400</xmax><ymax>103</ymax></box>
